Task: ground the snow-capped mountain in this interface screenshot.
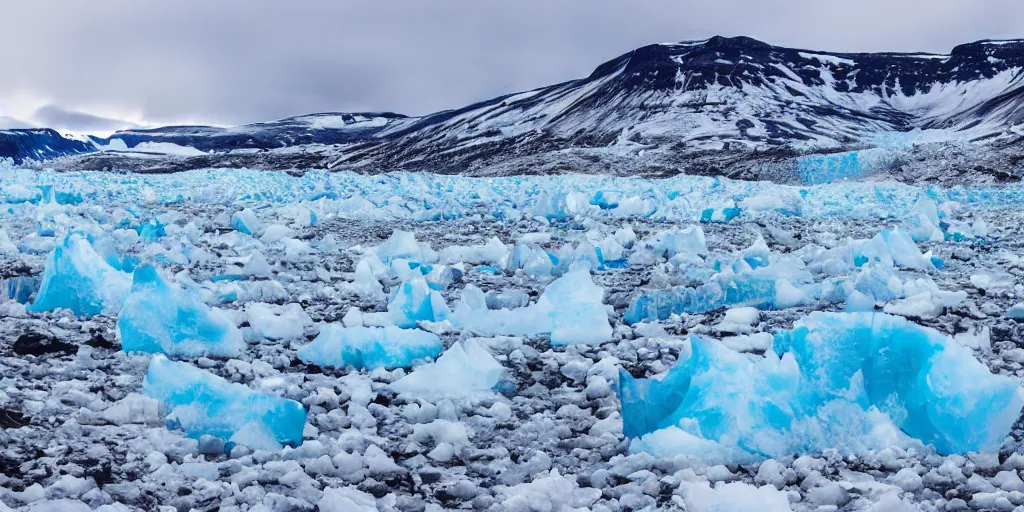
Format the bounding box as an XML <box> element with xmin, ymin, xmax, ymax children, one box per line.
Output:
<box><xmin>5</xmin><ymin>36</ymin><xmax>1024</xmax><ymax>182</ymax></box>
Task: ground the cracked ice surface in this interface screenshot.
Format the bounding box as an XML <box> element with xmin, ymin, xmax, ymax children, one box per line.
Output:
<box><xmin>2</xmin><ymin>167</ymin><xmax>1024</xmax><ymax>511</ymax></box>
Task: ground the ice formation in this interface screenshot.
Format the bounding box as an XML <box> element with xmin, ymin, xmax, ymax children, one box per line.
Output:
<box><xmin>28</xmin><ymin>233</ymin><xmax>132</xmax><ymax>317</ymax></box>
<box><xmin>297</xmin><ymin>325</ymin><xmax>443</xmax><ymax>370</ymax></box>
<box><xmin>390</xmin><ymin>340</ymin><xmax>506</xmax><ymax>398</ymax></box>
<box><xmin>245</xmin><ymin>302</ymin><xmax>311</xmax><ymax>341</ymax></box>
<box><xmin>625</xmin><ymin>226</ymin><xmax>955</xmax><ymax>324</ymax></box>
<box><xmin>143</xmin><ymin>355</ymin><xmax>306</xmax><ymax>450</ymax></box>
<box><xmin>681</xmin><ymin>481</ymin><xmax>793</xmax><ymax>512</ymax></box>
<box><xmin>375</xmin><ymin>229</ymin><xmax>435</xmax><ymax>264</ymax></box>
<box><xmin>620</xmin><ymin>312</ymin><xmax>1024</xmax><ymax>459</ymax></box>
<box><xmin>118</xmin><ymin>264</ymin><xmax>245</xmax><ymax>357</ymax></box>
<box><xmin>230</xmin><ymin>208</ymin><xmax>261</xmax><ymax>236</ymax></box>
<box><xmin>374</xmin><ymin>276</ymin><xmax>450</xmax><ymax>328</ymax></box>
<box><xmin>453</xmin><ymin>265</ymin><xmax>612</xmax><ymax>345</ymax></box>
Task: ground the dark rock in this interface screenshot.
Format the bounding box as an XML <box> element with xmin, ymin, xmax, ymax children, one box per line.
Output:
<box><xmin>12</xmin><ymin>331</ymin><xmax>78</xmax><ymax>356</ymax></box>
<box><xmin>85</xmin><ymin>333</ymin><xmax>116</xmax><ymax>350</ymax></box>
<box><xmin>0</xmin><ymin>408</ymin><xmax>29</xmax><ymax>429</ymax></box>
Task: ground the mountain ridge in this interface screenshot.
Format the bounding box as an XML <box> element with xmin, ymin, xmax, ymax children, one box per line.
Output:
<box><xmin>4</xmin><ymin>36</ymin><xmax>1024</xmax><ymax>184</ymax></box>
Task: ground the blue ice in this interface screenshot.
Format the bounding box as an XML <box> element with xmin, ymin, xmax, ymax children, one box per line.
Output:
<box><xmin>28</xmin><ymin>233</ymin><xmax>132</xmax><ymax>317</ymax></box>
<box><xmin>144</xmin><ymin>355</ymin><xmax>306</xmax><ymax>450</ymax></box>
<box><xmin>385</xmin><ymin>277</ymin><xmax>450</xmax><ymax>328</ymax></box>
<box><xmin>118</xmin><ymin>264</ymin><xmax>245</xmax><ymax>358</ymax></box>
<box><xmin>231</xmin><ymin>208</ymin><xmax>261</xmax><ymax>235</ymax></box>
<box><xmin>297</xmin><ymin>325</ymin><xmax>443</xmax><ymax>370</ymax></box>
<box><xmin>620</xmin><ymin>312</ymin><xmax>1024</xmax><ymax>459</ymax></box>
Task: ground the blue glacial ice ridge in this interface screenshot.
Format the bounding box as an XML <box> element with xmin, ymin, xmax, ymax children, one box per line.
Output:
<box><xmin>620</xmin><ymin>312</ymin><xmax>1024</xmax><ymax>460</ymax></box>
<box><xmin>7</xmin><ymin>168</ymin><xmax>1024</xmax><ymax>227</ymax></box>
<box><xmin>624</xmin><ymin>227</ymin><xmax>947</xmax><ymax>324</ymax></box>
<box><xmin>452</xmin><ymin>265</ymin><xmax>612</xmax><ymax>345</ymax></box>
<box><xmin>390</xmin><ymin>339</ymin><xmax>506</xmax><ymax>398</ymax></box>
<box><xmin>796</xmin><ymin>148</ymin><xmax>901</xmax><ymax>185</ymax></box>
<box><xmin>144</xmin><ymin>354</ymin><xmax>306</xmax><ymax>451</ymax></box>
<box><xmin>28</xmin><ymin>233</ymin><xmax>132</xmax><ymax>317</ymax></box>
<box><xmin>118</xmin><ymin>264</ymin><xmax>245</xmax><ymax>358</ymax></box>
<box><xmin>297</xmin><ymin>325</ymin><xmax>444</xmax><ymax>370</ymax></box>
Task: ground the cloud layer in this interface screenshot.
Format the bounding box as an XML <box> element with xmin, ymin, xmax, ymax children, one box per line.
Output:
<box><xmin>2</xmin><ymin>0</ymin><xmax>1021</xmax><ymax>129</ymax></box>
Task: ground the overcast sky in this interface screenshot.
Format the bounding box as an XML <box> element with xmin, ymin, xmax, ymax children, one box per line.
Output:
<box><xmin>2</xmin><ymin>0</ymin><xmax>1022</xmax><ymax>132</ymax></box>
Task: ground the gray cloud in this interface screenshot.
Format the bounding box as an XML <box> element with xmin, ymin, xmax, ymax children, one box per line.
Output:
<box><xmin>2</xmin><ymin>0</ymin><xmax>1022</xmax><ymax>129</ymax></box>
<box><xmin>31</xmin><ymin>105</ymin><xmax>140</xmax><ymax>134</ymax></box>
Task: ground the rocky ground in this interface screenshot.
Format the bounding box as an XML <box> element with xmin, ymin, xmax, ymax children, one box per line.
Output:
<box><xmin>2</xmin><ymin>169</ymin><xmax>1024</xmax><ymax>511</ymax></box>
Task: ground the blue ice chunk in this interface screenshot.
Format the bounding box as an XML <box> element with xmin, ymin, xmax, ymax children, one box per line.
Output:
<box><xmin>701</xmin><ymin>206</ymin><xmax>742</xmax><ymax>223</ymax></box>
<box><xmin>620</xmin><ymin>313</ymin><xmax>1024</xmax><ymax>459</ymax></box>
<box><xmin>144</xmin><ymin>355</ymin><xmax>306</xmax><ymax>450</ymax></box>
<box><xmin>591</xmin><ymin>190</ymin><xmax>621</xmax><ymax>209</ymax></box>
<box><xmin>390</xmin><ymin>339</ymin><xmax>506</xmax><ymax>398</ymax></box>
<box><xmin>4</xmin><ymin>184</ymin><xmax>42</xmax><ymax>204</ymax></box>
<box><xmin>4</xmin><ymin>276</ymin><xmax>37</xmax><ymax>304</ymax></box>
<box><xmin>624</xmin><ymin>276</ymin><xmax>778</xmax><ymax>324</ymax></box>
<box><xmin>118</xmin><ymin>264</ymin><xmax>245</xmax><ymax>357</ymax></box>
<box><xmin>29</xmin><ymin>233</ymin><xmax>132</xmax><ymax>317</ymax></box>
<box><xmin>452</xmin><ymin>265</ymin><xmax>612</xmax><ymax>345</ymax></box>
<box><xmin>386</xmin><ymin>277</ymin><xmax>450</xmax><ymax>328</ymax></box>
<box><xmin>231</xmin><ymin>208</ymin><xmax>261</xmax><ymax>235</ymax></box>
<box><xmin>137</xmin><ymin>219</ymin><xmax>166</xmax><ymax>242</ymax></box>
<box><xmin>376</xmin><ymin>230</ymin><xmax>434</xmax><ymax>265</ymax></box>
<box><xmin>297</xmin><ymin>325</ymin><xmax>443</xmax><ymax>370</ymax></box>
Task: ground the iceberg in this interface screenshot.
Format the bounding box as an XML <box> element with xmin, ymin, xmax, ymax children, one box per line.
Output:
<box><xmin>246</xmin><ymin>302</ymin><xmax>311</xmax><ymax>341</ymax></box>
<box><xmin>144</xmin><ymin>355</ymin><xmax>306</xmax><ymax>450</ymax></box>
<box><xmin>231</xmin><ymin>208</ymin><xmax>262</xmax><ymax>236</ymax></box>
<box><xmin>297</xmin><ymin>325</ymin><xmax>443</xmax><ymax>370</ymax></box>
<box><xmin>376</xmin><ymin>229</ymin><xmax>436</xmax><ymax>264</ymax></box>
<box><xmin>29</xmin><ymin>233</ymin><xmax>132</xmax><ymax>317</ymax></box>
<box><xmin>390</xmin><ymin>340</ymin><xmax>506</xmax><ymax>398</ymax></box>
<box><xmin>452</xmin><ymin>265</ymin><xmax>612</xmax><ymax>345</ymax></box>
<box><xmin>379</xmin><ymin>277</ymin><xmax>450</xmax><ymax>328</ymax></box>
<box><xmin>620</xmin><ymin>312</ymin><xmax>1024</xmax><ymax>459</ymax></box>
<box><xmin>118</xmin><ymin>264</ymin><xmax>245</xmax><ymax>357</ymax></box>
<box><xmin>438</xmin><ymin>237</ymin><xmax>509</xmax><ymax>268</ymax></box>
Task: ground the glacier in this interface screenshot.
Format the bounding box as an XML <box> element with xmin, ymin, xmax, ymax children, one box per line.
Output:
<box><xmin>143</xmin><ymin>354</ymin><xmax>306</xmax><ymax>450</ymax></box>
<box><xmin>118</xmin><ymin>264</ymin><xmax>245</xmax><ymax>358</ymax></box>
<box><xmin>297</xmin><ymin>325</ymin><xmax>443</xmax><ymax>370</ymax></box>
<box><xmin>620</xmin><ymin>312</ymin><xmax>1024</xmax><ymax>460</ymax></box>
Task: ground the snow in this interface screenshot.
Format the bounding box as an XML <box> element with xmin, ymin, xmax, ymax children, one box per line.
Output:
<box><xmin>143</xmin><ymin>355</ymin><xmax>306</xmax><ymax>450</ymax></box>
<box><xmin>621</xmin><ymin>312</ymin><xmax>1024</xmax><ymax>460</ymax></box>
<box><xmin>129</xmin><ymin>141</ymin><xmax>206</xmax><ymax>156</ymax></box>
<box><xmin>118</xmin><ymin>264</ymin><xmax>245</xmax><ymax>357</ymax></box>
<box><xmin>297</xmin><ymin>325</ymin><xmax>443</xmax><ymax>370</ymax></box>
<box><xmin>798</xmin><ymin>52</ymin><xmax>856</xmax><ymax>67</ymax></box>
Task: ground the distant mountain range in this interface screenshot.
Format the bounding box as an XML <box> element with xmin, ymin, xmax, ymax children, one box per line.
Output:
<box><xmin>4</xmin><ymin>36</ymin><xmax>1024</xmax><ymax>184</ymax></box>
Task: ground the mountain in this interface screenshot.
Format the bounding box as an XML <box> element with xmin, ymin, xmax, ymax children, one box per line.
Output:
<box><xmin>5</xmin><ymin>36</ymin><xmax>1024</xmax><ymax>184</ymax></box>
<box><xmin>0</xmin><ymin>129</ymin><xmax>96</xmax><ymax>163</ymax></box>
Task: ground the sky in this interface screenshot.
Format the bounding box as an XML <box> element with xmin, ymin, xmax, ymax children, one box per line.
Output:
<box><xmin>1</xmin><ymin>0</ymin><xmax>1022</xmax><ymax>132</ymax></box>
